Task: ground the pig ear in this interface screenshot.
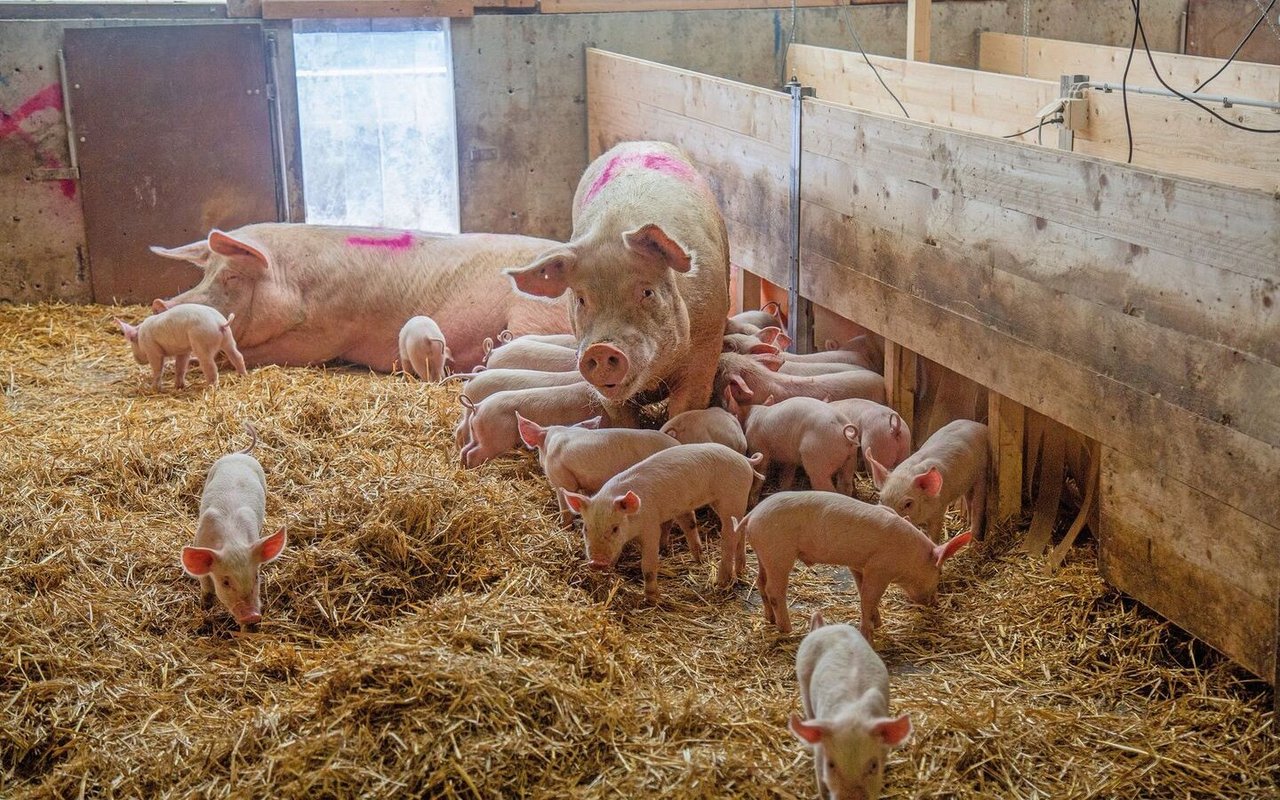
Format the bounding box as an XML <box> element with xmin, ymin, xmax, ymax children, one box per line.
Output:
<box><xmin>810</xmin><ymin>609</ymin><xmax>825</xmax><ymax>629</ymax></box>
<box><xmin>208</xmin><ymin>230</ymin><xmax>270</xmax><ymax>276</ymax></box>
<box><xmin>747</xmin><ymin>343</ymin><xmax>780</xmax><ymax>356</ymax></box>
<box><xmin>759</xmin><ymin>327</ymin><xmax>792</xmax><ymax>351</ymax></box>
<box><xmin>866</xmin><ymin>449</ymin><xmax>892</xmax><ymax>490</ymax></box>
<box><xmin>788</xmin><ymin>713</ymin><xmax>827</xmax><ymax>745</ymax></box>
<box><xmin>763</xmin><ymin>394</ymin><xmax>776</xmax><ymax>407</ymax></box>
<box><xmin>150</xmin><ymin>240</ymin><xmax>213</xmax><ymax>269</ymax></box>
<box><xmin>516</xmin><ymin>412</ymin><xmax>546</xmax><ymax>448</ymax></box>
<box><xmin>752</xmin><ymin>352</ymin><xmax>784</xmax><ymax>372</ymax></box>
<box><xmin>252</xmin><ymin>527</ymin><xmax>287</xmax><ymax>564</ymax></box>
<box><xmin>562</xmin><ymin>490</ymin><xmax>589</xmax><ymax>515</ymax></box>
<box><xmin>889</xmin><ymin>412</ymin><xmax>903</xmax><ymax>435</ymax></box>
<box><xmin>933</xmin><ymin>530</ymin><xmax>974</xmax><ymax>567</ymax></box>
<box><xmin>181</xmin><ymin>546</ymin><xmax>218</xmax><ymax>577</ymax></box>
<box><xmin>613</xmin><ymin>490</ymin><xmax>641</xmax><ymax>515</ymax></box>
<box><xmin>914</xmin><ymin>466</ymin><xmax>943</xmax><ymax>498</ymax></box>
<box><xmin>505</xmin><ymin>247</ymin><xmax>577</xmax><ymax>299</ymax></box>
<box><xmin>622</xmin><ymin>223</ymin><xmax>692</xmax><ymax>273</ymax></box>
<box><xmin>870</xmin><ymin>714</ymin><xmax>913</xmax><ymax>748</ymax></box>
<box><xmin>577</xmin><ymin>416</ymin><xmax>603</xmax><ymax>430</ymax></box>
<box><xmin>150</xmin><ymin>298</ymin><xmax>172</xmax><ymax>314</ymax></box>
<box><xmin>115</xmin><ymin>318</ymin><xmax>139</xmax><ymax>341</ymax></box>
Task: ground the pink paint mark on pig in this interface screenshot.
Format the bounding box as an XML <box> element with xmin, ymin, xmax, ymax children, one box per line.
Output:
<box><xmin>346</xmin><ymin>232</ymin><xmax>414</xmax><ymax>250</ymax></box>
<box><xmin>582</xmin><ymin>151</ymin><xmax>699</xmax><ymax>206</ymax></box>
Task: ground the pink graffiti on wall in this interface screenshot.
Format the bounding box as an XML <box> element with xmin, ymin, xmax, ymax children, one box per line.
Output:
<box><xmin>0</xmin><ymin>82</ymin><xmax>76</xmax><ymax>199</ymax></box>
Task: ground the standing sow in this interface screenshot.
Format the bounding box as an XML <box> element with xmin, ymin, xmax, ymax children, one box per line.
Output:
<box><xmin>180</xmin><ymin>424</ymin><xmax>287</xmax><ymax>628</ymax></box>
<box><xmin>505</xmin><ymin>141</ymin><xmax>730</xmax><ymax>419</ymax></box>
<box><xmin>792</xmin><ymin>611</ymin><xmax>912</xmax><ymax>800</ymax></box>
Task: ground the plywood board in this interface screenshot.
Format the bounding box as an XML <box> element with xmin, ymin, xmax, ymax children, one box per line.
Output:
<box><xmin>1187</xmin><ymin>0</ymin><xmax>1280</xmax><ymax>65</ymax></box>
<box><xmin>546</xmin><ymin>0</ymin><xmax>844</xmax><ymax>11</ymax></box>
<box><xmin>261</xmin><ymin>0</ymin><xmax>475</xmax><ymax>17</ymax></box>
<box><xmin>979</xmin><ymin>31</ymin><xmax>1280</xmax><ymax>103</ymax></box>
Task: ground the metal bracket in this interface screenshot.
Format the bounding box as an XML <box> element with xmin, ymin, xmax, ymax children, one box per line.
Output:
<box><xmin>1057</xmin><ymin>73</ymin><xmax>1088</xmax><ymax>150</ymax></box>
<box><xmin>30</xmin><ymin>166</ymin><xmax>80</xmax><ymax>181</ymax></box>
<box><xmin>786</xmin><ymin>79</ymin><xmax>815</xmax><ymax>355</ymax></box>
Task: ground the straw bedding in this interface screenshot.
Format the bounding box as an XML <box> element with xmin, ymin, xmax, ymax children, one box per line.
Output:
<box><xmin>0</xmin><ymin>303</ymin><xmax>1275</xmax><ymax>799</ymax></box>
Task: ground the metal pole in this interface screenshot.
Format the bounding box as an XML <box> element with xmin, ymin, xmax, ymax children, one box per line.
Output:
<box><xmin>786</xmin><ymin>78</ymin><xmax>815</xmax><ymax>355</ymax></box>
<box><xmin>1083</xmin><ymin>80</ymin><xmax>1280</xmax><ymax>111</ymax></box>
<box><xmin>1057</xmin><ymin>73</ymin><xmax>1088</xmax><ymax>151</ymax></box>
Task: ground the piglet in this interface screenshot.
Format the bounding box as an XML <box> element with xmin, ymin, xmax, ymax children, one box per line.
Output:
<box><xmin>777</xmin><ymin>360</ymin><xmax>863</xmax><ymax>377</ymax></box>
<box><xmin>716</xmin><ymin>352</ymin><xmax>886</xmax><ymax>407</ymax></box>
<box><xmin>485</xmin><ymin>336</ymin><xmax>579</xmax><ymax>372</ymax></box>
<box><xmin>791</xmin><ymin>610</ymin><xmax>912</xmax><ymax>800</ymax></box>
<box><xmin>117</xmin><ymin>303</ymin><xmax>247</xmax><ymax>391</ymax></box>
<box><xmin>827</xmin><ymin>399</ymin><xmax>911</xmax><ymax>496</ymax></box>
<box><xmin>818</xmin><ymin>334</ymin><xmax>885</xmax><ymax>373</ymax></box>
<box><xmin>733</xmin><ymin>394</ymin><xmax>860</xmax><ymax>494</ymax></box>
<box><xmin>452</xmin><ymin>367</ymin><xmax>585</xmax><ymax>449</ymax></box>
<box><xmin>868</xmin><ymin>419</ymin><xmax>988</xmax><ymax>542</ymax></box>
<box><xmin>498</xmin><ymin>330</ymin><xmax>577</xmax><ymax>348</ymax></box>
<box><xmin>722</xmin><ymin>326</ymin><xmax>791</xmax><ymax>357</ymax></box>
<box><xmin>724</xmin><ymin>302</ymin><xmax>783</xmax><ymax>335</ymax></box>
<box><xmin>180</xmin><ymin>423</ymin><xmax>287</xmax><ymax>628</ymax></box>
<box><xmin>517</xmin><ymin>414</ymin><xmax>698</xmax><ymax>553</ymax></box>
<box><xmin>563</xmin><ymin>443</ymin><xmax>762</xmax><ymax>600</ymax></box>
<box><xmin>397</xmin><ymin>315</ymin><xmax>450</xmax><ymax>381</ymax></box>
<box><xmin>736</xmin><ymin>491</ymin><xmax>972</xmax><ymax>637</ymax></box>
<box><xmin>660</xmin><ymin>406</ymin><xmax>748</xmax><ymax>453</ymax></box>
<box><xmin>460</xmin><ymin>381</ymin><xmax>604</xmax><ymax>468</ymax></box>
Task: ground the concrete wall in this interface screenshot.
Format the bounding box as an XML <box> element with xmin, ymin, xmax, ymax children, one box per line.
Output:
<box><xmin>1</xmin><ymin>1</ymin><xmax>1185</xmax><ymax>302</ymax></box>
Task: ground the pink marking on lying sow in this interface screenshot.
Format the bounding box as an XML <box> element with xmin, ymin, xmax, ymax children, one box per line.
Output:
<box><xmin>345</xmin><ymin>232</ymin><xmax>414</xmax><ymax>250</ymax></box>
<box><xmin>581</xmin><ymin>151</ymin><xmax>700</xmax><ymax>206</ymax></box>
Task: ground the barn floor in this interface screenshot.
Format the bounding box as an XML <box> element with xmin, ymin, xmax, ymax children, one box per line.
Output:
<box><xmin>1</xmin><ymin>303</ymin><xmax>1275</xmax><ymax>799</ymax></box>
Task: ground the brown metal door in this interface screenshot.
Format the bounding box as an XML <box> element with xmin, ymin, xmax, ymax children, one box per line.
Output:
<box><xmin>64</xmin><ymin>24</ymin><xmax>281</xmax><ymax>304</ymax></box>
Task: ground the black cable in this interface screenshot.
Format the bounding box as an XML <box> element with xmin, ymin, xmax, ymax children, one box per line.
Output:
<box><xmin>1003</xmin><ymin>116</ymin><xmax>1063</xmax><ymax>139</ymax></box>
<box><xmin>1122</xmin><ymin>0</ymin><xmax>1140</xmax><ymax>162</ymax></box>
<box><xmin>1194</xmin><ymin>0</ymin><xmax>1276</xmax><ymax>92</ymax></box>
<box><xmin>844</xmin><ymin>6</ymin><xmax>910</xmax><ymax>119</ymax></box>
<box><xmin>1129</xmin><ymin>0</ymin><xmax>1280</xmax><ymax>133</ymax></box>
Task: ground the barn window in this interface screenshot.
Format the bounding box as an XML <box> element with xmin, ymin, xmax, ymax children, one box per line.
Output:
<box><xmin>293</xmin><ymin>19</ymin><xmax>460</xmax><ymax>233</ymax></box>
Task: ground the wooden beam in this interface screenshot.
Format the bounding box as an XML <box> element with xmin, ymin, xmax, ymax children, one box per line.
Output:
<box><xmin>905</xmin><ymin>0</ymin><xmax>930</xmax><ymax>62</ymax></box>
<box><xmin>737</xmin><ymin>266</ymin><xmax>763</xmax><ymax>313</ymax></box>
<box><xmin>883</xmin><ymin>344</ymin><xmax>916</xmax><ymax>445</ymax></box>
<box><xmin>987</xmin><ymin>391</ymin><xmax>1025</xmax><ymax>529</ymax></box>
<box><xmin>544</xmin><ymin>0</ymin><xmax>844</xmax><ymax>11</ymax></box>
<box><xmin>979</xmin><ymin>31</ymin><xmax>1280</xmax><ymax>103</ymax></box>
<box><xmin>261</xmin><ymin>0</ymin><xmax>475</xmax><ymax>18</ymax></box>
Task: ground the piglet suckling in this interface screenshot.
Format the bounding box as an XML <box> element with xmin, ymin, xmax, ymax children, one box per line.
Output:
<box><xmin>398</xmin><ymin>315</ymin><xmax>450</xmax><ymax>381</ymax></box>
<box><xmin>498</xmin><ymin>330</ymin><xmax>577</xmax><ymax>348</ymax></box>
<box><xmin>716</xmin><ymin>352</ymin><xmax>886</xmax><ymax>407</ymax></box>
<box><xmin>180</xmin><ymin>424</ymin><xmax>287</xmax><ymax>628</ymax></box>
<box><xmin>735</xmin><ymin>491</ymin><xmax>972</xmax><ymax>637</ymax></box>
<box><xmin>868</xmin><ymin>419</ymin><xmax>988</xmax><ymax>542</ymax></box>
<box><xmin>517</xmin><ymin>414</ymin><xmax>696</xmax><ymax>551</ymax></box>
<box><xmin>562</xmin><ymin>443</ymin><xmax>762</xmax><ymax>600</ymax></box>
<box><xmin>731</xmin><ymin>395</ymin><xmax>860</xmax><ymax>494</ymax></box>
<box><xmin>791</xmin><ymin>610</ymin><xmax>912</xmax><ymax>800</ymax></box>
<box><xmin>118</xmin><ymin>303</ymin><xmax>247</xmax><ymax>391</ymax></box>
<box><xmin>484</xmin><ymin>336</ymin><xmax>580</xmax><ymax>372</ymax></box>
<box><xmin>459</xmin><ymin>381</ymin><xmax>604</xmax><ymax>468</ymax></box>
<box><xmin>660</xmin><ymin>406</ymin><xmax>748</xmax><ymax>453</ymax></box>
<box><xmin>724</xmin><ymin>302</ymin><xmax>784</xmax><ymax>335</ymax></box>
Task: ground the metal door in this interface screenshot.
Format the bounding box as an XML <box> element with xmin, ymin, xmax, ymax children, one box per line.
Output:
<box><xmin>64</xmin><ymin>24</ymin><xmax>282</xmax><ymax>304</ymax></box>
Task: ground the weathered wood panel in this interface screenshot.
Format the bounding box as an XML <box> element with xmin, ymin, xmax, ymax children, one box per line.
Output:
<box><xmin>1187</xmin><ymin>0</ymin><xmax>1280</xmax><ymax>65</ymax></box>
<box><xmin>979</xmin><ymin>31</ymin><xmax>1280</xmax><ymax>102</ymax></box>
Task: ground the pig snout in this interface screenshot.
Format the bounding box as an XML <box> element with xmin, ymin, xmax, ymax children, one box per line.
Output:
<box><xmin>579</xmin><ymin>343</ymin><xmax>629</xmax><ymax>395</ymax></box>
<box><xmin>587</xmin><ymin>559</ymin><xmax>613</xmax><ymax>572</ymax></box>
<box><xmin>232</xmin><ymin>604</ymin><xmax>262</xmax><ymax>625</ymax></box>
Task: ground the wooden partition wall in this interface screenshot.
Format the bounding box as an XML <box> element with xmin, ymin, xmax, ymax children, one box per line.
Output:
<box><xmin>587</xmin><ymin>47</ymin><xmax>1280</xmax><ymax>684</ymax></box>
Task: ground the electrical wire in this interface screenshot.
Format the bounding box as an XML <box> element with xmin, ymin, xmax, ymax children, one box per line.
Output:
<box><xmin>1128</xmin><ymin>0</ymin><xmax>1280</xmax><ymax>133</ymax></box>
<box><xmin>1122</xmin><ymin>0</ymin><xmax>1140</xmax><ymax>162</ymax></box>
<box><xmin>1194</xmin><ymin>0</ymin><xmax>1276</xmax><ymax>92</ymax></box>
<box><xmin>1003</xmin><ymin>116</ymin><xmax>1063</xmax><ymax>140</ymax></box>
<box><xmin>843</xmin><ymin>5</ymin><xmax>910</xmax><ymax>119</ymax></box>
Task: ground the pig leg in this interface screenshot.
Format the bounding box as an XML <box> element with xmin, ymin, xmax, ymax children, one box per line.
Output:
<box><xmin>223</xmin><ymin>337</ymin><xmax>248</xmax><ymax>376</ymax></box>
<box><xmin>677</xmin><ymin>512</ymin><xmax>702</xmax><ymax>562</ymax></box>
<box><xmin>173</xmin><ymin>353</ymin><xmax>191</xmax><ymax>390</ymax></box>
<box><xmin>849</xmin><ymin>569</ymin><xmax>881</xmax><ymax>627</ymax></box>
<box><xmin>768</xmin><ymin>567</ymin><xmax>794</xmax><ymax>634</ymax></box>
<box><xmin>659</xmin><ymin>520</ymin><xmax>673</xmax><ymax>554</ymax></box>
<box><xmin>407</xmin><ymin>348</ymin><xmax>431</xmax><ymax>381</ymax></box>
<box><xmin>836</xmin><ymin>457</ymin><xmax>856</xmax><ymax>495</ymax></box>
<box><xmin>640</xmin><ymin>527</ymin><xmax>662</xmax><ymax>603</ymax></box>
<box><xmin>755</xmin><ymin>561</ymin><xmax>775</xmax><ymax>623</ymax></box>
<box><xmin>856</xmin><ymin>572</ymin><xmax>888</xmax><ymax>642</ymax></box>
<box><xmin>777</xmin><ymin>463</ymin><xmax>798</xmax><ymax>492</ymax></box>
<box><xmin>803</xmin><ymin>459</ymin><xmax>838</xmax><ymax>493</ymax></box>
<box><xmin>969</xmin><ymin>475</ymin><xmax>988</xmax><ymax>541</ymax></box>
<box><xmin>147</xmin><ymin>354</ymin><xmax>165</xmax><ymax>391</ymax></box>
<box><xmin>428</xmin><ymin>341</ymin><xmax>446</xmax><ymax>382</ymax></box>
<box><xmin>195</xmin><ymin>347</ymin><xmax>220</xmax><ymax>388</ymax></box>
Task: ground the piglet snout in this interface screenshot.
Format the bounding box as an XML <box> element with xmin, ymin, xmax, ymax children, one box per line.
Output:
<box><xmin>579</xmin><ymin>343</ymin><xmax>629</xmax><ymax>395</ymax></box>
<box><xmin>234</xmin><ymin>608</ymin><xmax>262</xmax><ymax>625</ymax></box>
<box><xmin>587</xmin><ymin>559</ymin><xmax>612</xmax><ymax>572</ymax></box>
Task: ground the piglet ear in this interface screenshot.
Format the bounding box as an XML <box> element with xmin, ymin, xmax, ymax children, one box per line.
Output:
<box><xmin>181</xmin><ymin>546</ymin><xmax>218</xmax><ymax>577</ymax></box>
<box><xmin>753</xmin><ymin>352</ymin><xmax>784</xmax><ymax>372</ymax></box>
<box><xmin>208</xmin><ymin>230</ymin><xmax>270</xmax><ymax>276</ymax></box>
<box><xmin>933</xmin><ymin>530</ymin><xmax>973</xmax><ymax>567</ymax></box>
<box><xmin>871</xmin><ymin>713</ymin><xmax>913</xmax><ymax>748</ymax></box>
<box><xmin>115</xmin><ymin>318</ymin><xmax>139</xmax><ymax>341</ymax></box>
<box><xmin>759</xmin><ymin>326</ymin><xmax>793</xmax><ymax>351</ymax></box>
<box><xmin>865</xmin><ymin>449</ymin><xmax>892</xmax><ymax>490</ymax></box>
<box><xmin>747</xmin><ymin>343</ymin><xmax>780</xmax><ymax>356</ymax></box>
<box><xmin>506</xmin><ymin>247</ymin><xmax>577</xmax><ymax>298</ymax></box>
<box><xmin>252</xmin><ymin>526</ymin><xmax>287</xmax><ymax>564</ymax></box>
<box><xmin>562</xmin><ymin>490</ymin><xmax>589</xmax><ymax>515</ymax></box>
<box><xmin>577</xmin><ymin>416</ymin><xmax>603</xmax><ymax>430</ymax></box>
<box><xmin>151</xmin><ymin>298</ymin><xmax>171</xmax><ymax>314</ymax></box>
<box><xmin>788</xmin><ymin>713</ymin><xmax>827</xmax><ymax>745</ymax></box>
<box><xmin>622</xmin><ymin>223</ymin><xmax>692</xmax><ymax>273</ymax></box>
<box><xmin>516</xmin><ymin>412</ymin><xmax>546</xmax><ymax>448</ymax></box>
<box><xmin>809</xmin><ymin>609</ymin><xmax>825</xmax><ymax>630</ymax></box>
<box><xmin>914</xmin><ymin>466</ymin><xmax>943</xmax><ymax>498</ymax></box>
<box><xmin>614</xmin><ymin>490</ymin><xmax>641</xmax><ymax>515</ymax></box>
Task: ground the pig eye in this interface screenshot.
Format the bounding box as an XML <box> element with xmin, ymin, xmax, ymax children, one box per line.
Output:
<box><xmin>902</xmin><ymin>499</ymin><xmax>914</xmax><ymax>511</ymax></box>
<box><xmin>221</xmin><ymin>577</ymin><xmax>231</xmax><ymax>588</ymax></box>
<box><xmin>611</xmin><ymin>526</ymin><xmax>619</xmax><ymax>535</ymax></box>
<box><xmin>642</xmin><ymin>288</ymin><xmax>655</xmax><ymax>299</ymax></box>
<box><xmin>577</xmin><ymin>296</ymin><xmax>586</xmax><ymax>308</ymax></box>
<box><xmin>867</xmin><ymin>758</ymin><xmax>880</xmax><ymax>774</ymax></box>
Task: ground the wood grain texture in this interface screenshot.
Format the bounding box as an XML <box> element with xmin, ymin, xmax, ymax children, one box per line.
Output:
<box><xmin>261</xmin><ymin>0</ymin><xmax>475</xmax><ymax>17</ymax></box>
<box><xmin>1187</xmin><ymin>0</ymin><xmax>1280</xmax><ymax>65</ymax></box>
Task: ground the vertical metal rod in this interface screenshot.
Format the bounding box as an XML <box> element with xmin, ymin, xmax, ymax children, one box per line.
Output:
<box><xmin>265</xmin><ymin>29</ymin><xmax>292</xmax><ymax>222</ymax></box>
<box><xmin>786</xmin><ymin>79</ymin><xmax>814</xmax><ymax>355</ymax></box>
<box><xmin>1056</xmin><ymin>73</ymin><xmax>1088</xmax><ymax>151</ymax></box>
<box><xmin>56</xmin><ymin>49</ymin><xmax>80</xmax><ymax>174</ymax></box>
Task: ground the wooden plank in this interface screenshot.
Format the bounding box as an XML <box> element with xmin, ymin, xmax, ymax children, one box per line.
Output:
<box><xmin>261</xmin><ymin>0</ymin><xmax>475</xmax><ymax>18</ymax></box>
<box><xmin>788</xmin><ymin>44</ymin><xmax>1060</xmax><ymax>143</ymax></box>
<box><xmin>737</xmin><ymin>267</ymin><xmax>763</xmax><ymax>313</ymax></box>
<box><xmin>544</xmin><ymin>0</ymin><xmax>844</xmax><ymax>11</ymax></box>
<box><xmin>884</xmin><ymin>344</ymin><xmax>916</xmax><ymax>445</ymax></box>
<box><xmin>978</xmin><ymin>31</ymin><xmax>1280</xmax><ymax>103</ymax></box>
<box><xmin>1187</xmin><ymin>0</ymin><xmax>1280</xmax><ymax>65</ymax></box>
<box><xmin>1076</xmin><ymin>90</ymin><xmax>1280</xmax><ymax>193</ymax></box>
<box><xmin>906</xmin><ymin>0</ymin><xmax>930</xmax><ymax>62</ymax></box>
<box><xmin>987</xmin><ymin>391</ymin><xmax>1025</xmax><ymax>526</ymax></box>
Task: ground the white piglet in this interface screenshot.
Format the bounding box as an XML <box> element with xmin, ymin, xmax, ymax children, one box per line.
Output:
<box><xmin>869</xmin><ymin>419</ymin><xmax>988</xmax><ymax>542</ymax></box>
<box><xmin>731</xmin><ymin>394</ymin><xmax>860</xmax><ymax>494</ymax></box>
<box><xmin>791</xmin><ymin>610</ymin><xmax>913</xmax><ymax>800</ymax></box>
<box><xmin>660</xmin><ymin>406</ymin><xmax>748</xmax><ymax>453</ymax></box>
<box><xmin>180</xmin><ymin>424</ymin><xmax>287</xmax><ymax>628</ymax></box>
<box><xmin>118</xmin><ymin>303</ymin><xmax>247</xmax><ymax>390</ymax></box>
<box><xmin>398</xmin><ymin>315</ymin><xmax>450</xmax><ymax>381</ymax></box>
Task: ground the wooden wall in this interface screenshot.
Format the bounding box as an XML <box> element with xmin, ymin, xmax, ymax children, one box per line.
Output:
<box><xmin>586</xmin><ymin>48</ymin><xmax>1280</xmax><ymax>683</ymax></box>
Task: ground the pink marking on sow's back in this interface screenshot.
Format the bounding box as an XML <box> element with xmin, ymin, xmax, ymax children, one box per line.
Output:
<box><xmin>582</xmin><ymin>150</ymin><xmax>698</xmax><ymax>206</ymax></box>
<box><xmin>345</xmin><ymin>232</ymin><xmax>415</xmax><ymax>250</ymax></box>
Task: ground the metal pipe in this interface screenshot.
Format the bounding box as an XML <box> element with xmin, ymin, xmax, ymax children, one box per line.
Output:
<box><xmin>785</xmin><ymin>79</ymin><xmax>814</xmax><ymax>355</ymax></box>
<box><xmin>56</xmin><ymin>49</ymin><xmax>79</xmax><ymax>174</ymax></box>
<box><xmin>1082</xmin><ymin>80</ymin><xmax>1280</xmax><ymax>111</ymax></box>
